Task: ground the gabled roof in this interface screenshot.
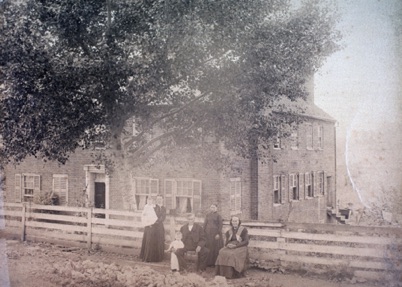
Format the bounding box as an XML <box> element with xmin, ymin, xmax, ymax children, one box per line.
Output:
<box><xmin>274</xmin><ymin>97</ymin><xmax>336</xmax><ymax>123</ymax></box>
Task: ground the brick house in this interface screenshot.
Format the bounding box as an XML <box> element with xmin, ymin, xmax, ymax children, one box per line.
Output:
<box><xmin>2</xmin><ymin>81</ymin><xmax>337</xmax><ymax>223</ymax></box>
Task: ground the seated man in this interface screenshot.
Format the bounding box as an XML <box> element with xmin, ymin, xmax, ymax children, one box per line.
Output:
<box><xmin>174</xmin><ymin>213</ymin><xmax>210</xmax><ymax>272</ymax></box>
<box><xmin>215</xmin><ymin>216</ymin><xmax>249</xmax><ymax>279</ymax></box>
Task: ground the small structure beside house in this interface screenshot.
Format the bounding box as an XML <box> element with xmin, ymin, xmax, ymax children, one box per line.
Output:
<box><xmin>2</xmin><ymin>78</ymin><xmax>337</xmax><ymax>223</ymax></box>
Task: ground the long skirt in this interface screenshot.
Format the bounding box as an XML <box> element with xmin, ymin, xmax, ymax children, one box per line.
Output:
<box><xmin>140</xmin><ymin>224</ymin><xmax>165</xmax><ymax>262</ymax></box>
<box><xmin>205</xmin><ymin>228</ymin><xmax>224</xmax><ymax>266</ymax></box>
<box><xmin>215</xmin><ymin>246</ymin><xmax>248</xmax><ymax>278</ymax></box>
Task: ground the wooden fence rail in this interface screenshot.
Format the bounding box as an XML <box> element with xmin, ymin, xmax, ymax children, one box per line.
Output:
<box><xmin>2</xmin><ymin>203</ymin><xmax>401</xmax><ymax>283</ymax></box>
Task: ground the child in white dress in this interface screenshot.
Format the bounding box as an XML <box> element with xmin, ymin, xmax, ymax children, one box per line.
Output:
<box><xmin>167</xmin><ymin>231</ymin><xmax>184</xmax><ymax>271</ymax></box>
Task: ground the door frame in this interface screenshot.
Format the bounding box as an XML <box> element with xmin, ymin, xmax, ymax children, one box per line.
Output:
<box><xmin>84</xmin><ymin>165</ymin><xmax>110</xmax><ymax>210</ymax></box>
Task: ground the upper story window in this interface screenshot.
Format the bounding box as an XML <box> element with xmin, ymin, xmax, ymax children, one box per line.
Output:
<box><xmin>306</xmin><ymin>124</ymin><xmax>313</xmax><ymax>150</ymax></box>
<box><xmin>230</xmin><ymin>178</ymin><xmax>242</xmax><ymax>215</ymax></box>
<box><xmin>164</xmin><ymin>178</ymin><xmax>202</xmax><ymax>214</ymax></box>
<box><xmin>317</xmin><ymin>125</ymin><xmax>324</xmax><ymax>149</ymax></box>
<box><xmin>290</xmin><ymin>130</ymin><xmax>299</xmax><ymax>150</ymax></box>
<box><xmin>273</xmin><ymin>135</ymin><xmax>281</xmax><ymax>150</ymax></box>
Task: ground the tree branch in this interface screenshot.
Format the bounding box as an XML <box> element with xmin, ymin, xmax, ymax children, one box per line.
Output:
<box><xmin>123</xmin><ymin>91</ymin><xmax>211</xmax><ymax>150</ymax></box>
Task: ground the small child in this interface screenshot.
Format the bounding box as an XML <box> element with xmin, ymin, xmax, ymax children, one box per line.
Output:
<box><xmin>167</xmin><ymin>231</ymin><xmax>184</xmax><ymax>272</ymax></box>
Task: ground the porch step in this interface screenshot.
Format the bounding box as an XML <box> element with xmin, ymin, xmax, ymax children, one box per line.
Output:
<box><xmin>327</xmin><ymin>208</ymin><xmax>350</xmax><ymax>224</ymax></box>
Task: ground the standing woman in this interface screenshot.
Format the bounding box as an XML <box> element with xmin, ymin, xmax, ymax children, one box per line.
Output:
<box><xmin>203</xmin><ymin>204</ymin><xmax>224</xmax><ymax>267</ymax></box>
<box><xmin>153</xmin><ymin>194</ymin><xmax>167</xmax><ymax>262</ymax></box>
<box><xmin>140</xmin><ymin>196</ymin><xmax>157</xmax><ymax>262</ymax></box>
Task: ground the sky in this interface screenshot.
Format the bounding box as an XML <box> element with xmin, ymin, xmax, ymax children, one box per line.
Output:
<box><xmin>315</xmin><ymin>0</ymin><xmax>400</xmax><ymax>128</ymax></box>
<box><xmin>314</xmin><ymin>0</ymin><xmax>401</xmax><ymax>207</ymax></box>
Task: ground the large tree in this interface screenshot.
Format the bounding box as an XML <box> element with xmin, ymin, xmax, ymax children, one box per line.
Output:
<box><xmin>0</xmin><ymin>0</ymin><xmax>340</xmax><ymax>166</ymax></box>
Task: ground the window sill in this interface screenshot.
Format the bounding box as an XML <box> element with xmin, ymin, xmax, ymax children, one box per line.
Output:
<box><xmin>273</xmin><ymin>203</ymin><xmax>282</xmax><ymax>207</ymax></box>
<box><xmin>230</xmin><ymin>210</ymin><xmax>242</xmax><ymax>216</ymax></box>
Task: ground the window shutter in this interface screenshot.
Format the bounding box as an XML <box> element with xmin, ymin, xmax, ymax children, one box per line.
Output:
<box><xmin>132</xmin><ymin>178</ymin><xmax>137</xmax><ymax>195</ymax></box>
<box><xmin>15</xmin><ymin>174</ymin><xmax>21</xmax><ymax>203</ymax></box>
<box><xmin>33</xmin><ymin>175</ymin><xmax>41</xmax><ymax>195</ymax></box>
<box><xmin>322</xmin><ymin>171</ymin><xmax>326</xmax><ymax>195</ymax></box>
<box><xmin>53</xmin><ymin>175</ymin><xmax>68</xmax><ymax>205</ymax></box>
<box><xmin>150</xmin><ymin>179</ymin><xmax>159</xmax><ymax>196</ymax></box>
<box><xmin>230</xmin><ymin>180</ymin><xmax>236</xmax><ymax>210</ymax></box>
<box><xmin>288</xmin><ymin>175</ymin><xmax>292</xmax><ymax>202</ymax></box>
<box><xmin>299</xmin><ymin>173</ymin><xmax>304</xmax><ymax>200</ymax></box>
<box><xmin>235</xmin><ymin>181</ymin><xmax>241</xmax><ymax>212</ymax></box>
<box><xmin>305</xmin><ymin>172</ymin><xmax>309</xmax><ymax>199</ymax></box>
<box><xmin>313</xmin><ymin>172</ymin><xmax>317</xmax><ymax>197</ymax></box>
<box><xmin>164</xmin><ymin>179</ymin><xmax>176</xmax><ymax>210</ymax></box>
<box><xmin>193</xmin><ymin>180</ymin><xmax>202</xmax><ymax>213</ymax></box>
<box><xmin>281</xmin><ymin>175</ymin><xmax>286</xmax><ymax>204</ymax></box>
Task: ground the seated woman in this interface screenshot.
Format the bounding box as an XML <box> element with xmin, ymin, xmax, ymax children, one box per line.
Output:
<box><xmin>215</xmin><ymin>216</ymin><xmax>249</xmax><ymax>279</ymax></box>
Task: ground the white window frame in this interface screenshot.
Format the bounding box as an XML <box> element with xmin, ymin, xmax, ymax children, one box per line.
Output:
<box><xmin>16</xmin><ymin>174</ymin><xmax>41</xmax><ymax>202</ymax></box>
<box><xmin>305</xmin><ymin>172</ymin><xmax>313</xmax><ymax>198</ymax></box>
<box><xmin>306</xmin><ymin>124</ymin><xmax>313</xmax><ymax>150</ymax></box>
<box><xmin>273</xmin><ymin>175</ymin><xmax>283</xmax><ymax>205</ymax></box>
<box><xmin>164</xmin><ymin>178</ymin><xmax>202</xmax><ymax>214</ymax></box>
<box><xmin>290</xmin><ymin>130</ymin><xmax>299</xmax><ymax>150</ymax></box>
<box><xmin>230</xmin><ymin>178</ymin><xmax>242</xmax><ymax>215</ymax></box>
<box><xmin>52</xmin><ymin>174</ymin><xmax>68</xmax><ymax>205</ymax></box>
<box><xmin>273</xmin><ymin>135</ymin><xmax>281</xmax><ymax>150</ymax></box>
<box><xmin>132</xmin><ymin>177</ymin><xmax>159</xmax><ymax>210</ymax></box>
<box><xmin>289</xmin><ymin>173</ymin><xmax>299</xmax><ymax>201</ymax></box>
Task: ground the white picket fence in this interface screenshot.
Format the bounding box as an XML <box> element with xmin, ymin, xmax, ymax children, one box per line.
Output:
<box><xmin>2</xmin><ymin>203</ymin><xmax>402</xmax><ymax>283</ymax></box>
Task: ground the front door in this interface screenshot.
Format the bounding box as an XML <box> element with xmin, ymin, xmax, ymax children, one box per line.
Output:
<box><xmin>95</xmin><ymin>182</ymin><xmax>106</xmax><ymax>218</ymax></box>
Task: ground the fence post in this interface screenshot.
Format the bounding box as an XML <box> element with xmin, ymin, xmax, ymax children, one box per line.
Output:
<box><xmin>87</xmin><ymin>207</ymin><xmax>92</xmax><ymax>250</ymax></box>
<box><xmin>21</xmin><ymin>203</ymin><xmax>26</xmax><ymax>242</ymax></box>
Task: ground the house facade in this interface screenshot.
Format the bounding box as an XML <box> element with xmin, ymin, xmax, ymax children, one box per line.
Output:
<box><xmin>2</xmin><ymin>89</ymin><xmax>337</xmax><ymax>223</ymax></box>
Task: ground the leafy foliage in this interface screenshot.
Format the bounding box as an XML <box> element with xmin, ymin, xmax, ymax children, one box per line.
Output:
<box><xmin>0</xmin><ymin>0</ymin><xmax>341</xmax><ymax>165</ymax></box>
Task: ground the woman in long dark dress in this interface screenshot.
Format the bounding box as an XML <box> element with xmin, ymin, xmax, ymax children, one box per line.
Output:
<box><xmin>139</xmin><ymin>195</ymin><xmax>166</xmax><ymax>262</ymax></box>
<box><xmin>203</xmin><ymin>204</ymin><xmax>224</xmax><ymax>267</ymax></box>
<box><xmin>153</xmin><ymin>194</ymin><xmax>166</xmax><ymax>261</ymax></box>
<box><xmin>140</xmin><ymin>196</ymin><xmax>157</xmax><ymax>262</ymax></box>
<box><xmin>215</xmin><ymin>216</ymin><xmax>249</xmax><ymax>278</ymax></box>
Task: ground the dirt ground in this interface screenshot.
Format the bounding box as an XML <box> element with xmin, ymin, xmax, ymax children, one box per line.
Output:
<box><xmin>0</xmin><ymin>238</ymin><xmax>382</xmax><ymax>287</ymax></box>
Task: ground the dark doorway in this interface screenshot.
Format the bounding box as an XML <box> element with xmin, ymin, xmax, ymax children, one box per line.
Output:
<box><xmin>95</xmin><ymin>182</ymin><xmax>106</xmax><ymax>218</ymax></box>
<box><xmin>326</xmin><ymin>176</ymin><xmax>333</xmax><ymax>207</ymax></box>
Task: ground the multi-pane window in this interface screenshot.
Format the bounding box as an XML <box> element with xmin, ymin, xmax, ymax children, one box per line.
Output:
<box><xmin>289</xmin><ymin>174</ymin><xmax>299</xmax><ymax>201</ymax></box>
<box><xmin>132</xmin><ymin>177</ymin><xmax>159</xmax><ymax>210</ymax></box>
<box><xmin>273</xmin><ymin>175</ymin><xmax>282</xmax><ymax>204</ymax></box>
<box><xmin>230</xmin><ymin>178</ymin><xmax>242</xmax><ymax>215</ymax></box>
<box><xmin>317</xmin><ymin>125</ymin><xmax>324</xmax><ymax>149</ymax></box>
<box><xmin>273</xmin><ymin>134</ymin><xmax>281</xmax><ymax>149</ymax></box>
<box><xmin>305</xmin><ymin>172</ymin><xmax>313</xmax><ymax>197</ymax></box>
<box><xmin>15</xmin><ymin>174</ymin><xmax>40</xmax><ymax>202</ymax></box>
<box><xmin>290</xmin><ymin>131</ymin><xmax>299</xmax><ymax>150</ymax></box>
<box><xmin>306</xmin><ymin>124</ymin><xmax>313</xmax><ymax>150</ymax></box>
<box><xmin>164</xmin><ymin>179</ymin><xmax>202</xmax><ymax>214</ymax></box>
<box><xmin>53</xmin><ymin>174</ymin><xmax>68</xmax><ymax>205</ymax></box>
